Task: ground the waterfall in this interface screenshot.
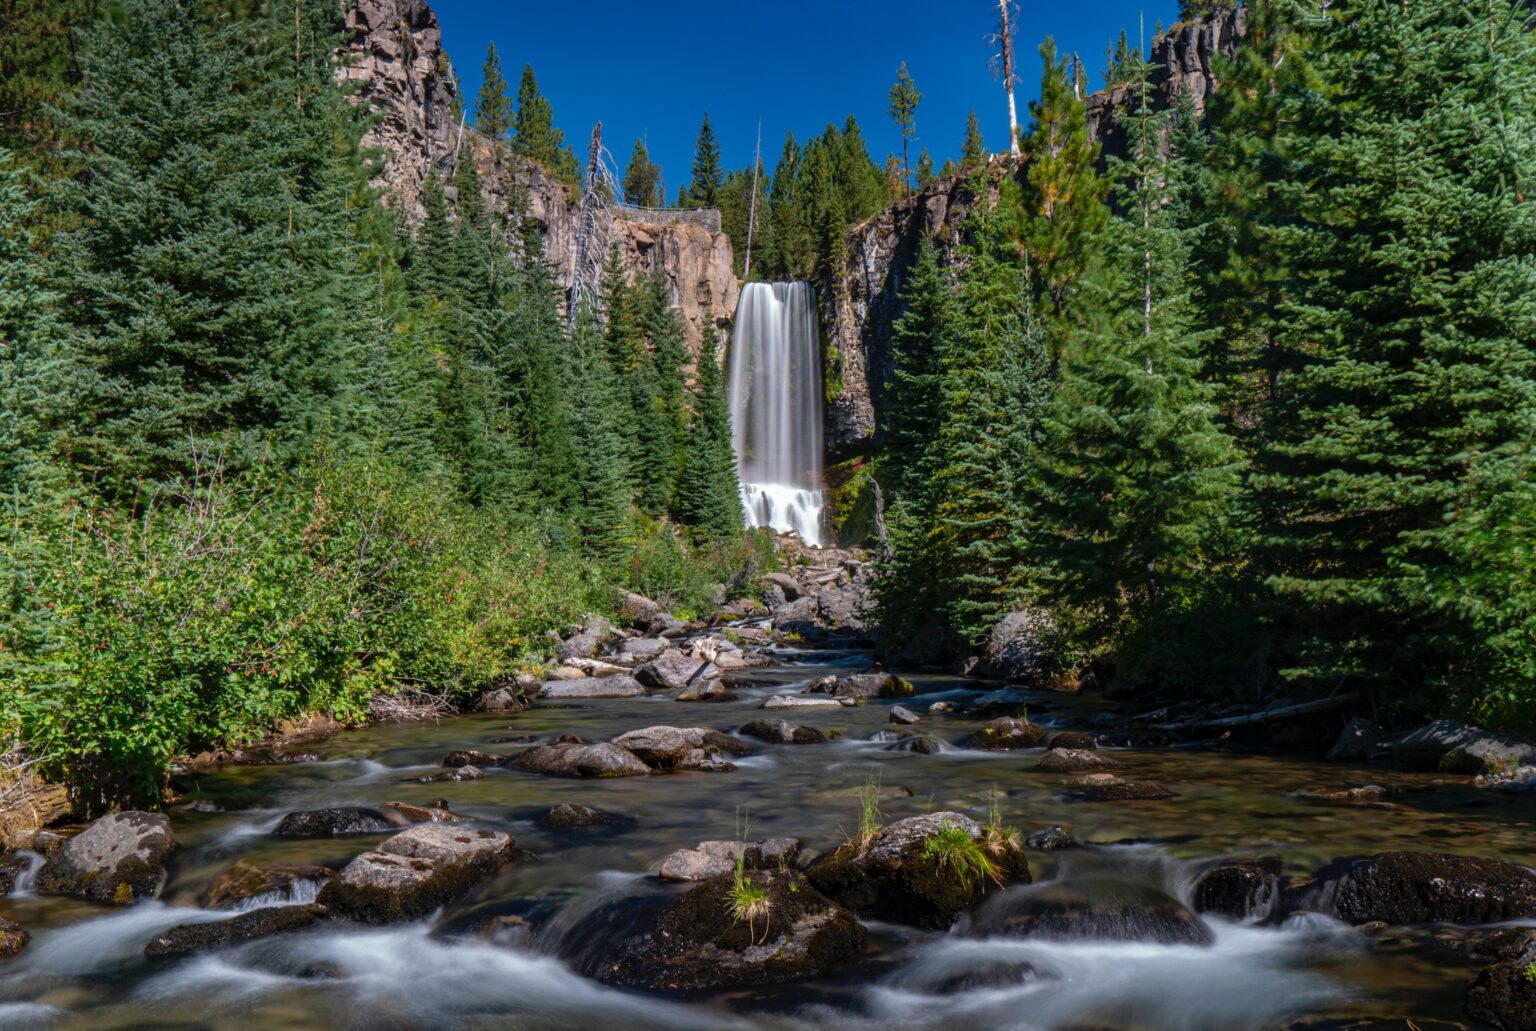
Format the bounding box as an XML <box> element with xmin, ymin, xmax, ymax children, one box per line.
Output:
<box><xmin>727</xmin><ymin>282</ymin><xmax>825</xmax><ymax>547</ymax></box>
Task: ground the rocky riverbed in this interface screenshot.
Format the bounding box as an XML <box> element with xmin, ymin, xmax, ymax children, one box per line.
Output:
<box><xmin>3</xmin><ymin>548</ymin><xmax>1536</xmax><ymax>1030</ymax></box>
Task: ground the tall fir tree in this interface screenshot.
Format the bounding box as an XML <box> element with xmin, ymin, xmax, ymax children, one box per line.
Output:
<box><xmin>887</xmin><ymin>62</ymin><xmax>921</xmax><ymax>198</ymax></box>
<box><xmin>675</xmin><ymin>330</ymin><xmax>743</xmax><ymax>539</ymax></box>
<box><xmin>687</xmin><ymin>112</ymin><xmax>724</xmax><ymax>209</ymax></box>
<box><xmin>960</xmin><ymin>109</ymin><xmax>986</xmax><ymax>173</ymax></box>
<box><xmin>511</xmin><ymin>64</ymin><xmax>578</xmax><ymax>184</ymax></box>
<box><xmin>621</xmin><ymin>138</ymin><xmax>663</xmax><ymax>207</ymax></box>
<box><xmin>475</xmin><ymin>42</ymin><xmax>514</xmax><ymax>141</ymax></box>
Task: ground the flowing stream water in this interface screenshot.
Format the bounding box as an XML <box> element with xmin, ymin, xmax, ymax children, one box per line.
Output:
<box><xmin>728</xmin><ymin>282</ymin><xmax>826</xmax><ymax>546</ymax></box>
<box><xmin>2</xmin><ymin>640</ymin><xmax>1534</xmax><ymax>1030</ymax></box>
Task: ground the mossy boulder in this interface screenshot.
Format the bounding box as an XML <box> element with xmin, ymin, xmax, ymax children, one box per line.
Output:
<box><xmin>805</xmin><ymin>812</ymin><xmax>1031</xmax><ymax>930</ymax></box>
<box><xmin>201</xmin><ymin>859</ymin><xmax>334</xmax><ymax>909</ymax></box>
<box><xmin>966</xmin><ymin>717</ymin><xmax>1048</xmax><ymax>751</ymax></box>
<box><xmin>316</xmin><ymin>823</ymin><xmax>516</xmax><ymax>923</ymax></box>
<box><xmin>0</xmin><ymin>918</ymin><xmax>28</xmax><ymax>959</ymax></box>
<box><xmin>35</xmin><ymin>811</ymin><xmax>174</xmax><ymax>905</ymax></box>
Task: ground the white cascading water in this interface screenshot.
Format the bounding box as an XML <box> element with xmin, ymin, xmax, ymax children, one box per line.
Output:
<box><xmin>727</xmin><ymin>282</ymin><xmax>825</xmax><ymax>546</ymax></box>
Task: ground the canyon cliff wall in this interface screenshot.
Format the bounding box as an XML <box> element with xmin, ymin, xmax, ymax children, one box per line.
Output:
<box><xmin>337</xmin><ymin>0</ymin><xmax>736</xmax><ymax>351</ymax></box>
<box><xmin>823</xmin><ymin>7</ymin><xmax>1245</xmax><ymax>456</ymax></box>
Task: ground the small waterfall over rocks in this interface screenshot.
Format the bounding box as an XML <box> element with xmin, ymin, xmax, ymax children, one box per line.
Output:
<box><xmin>727</xmin><ymin>282</ymin><xmax>825</xmax><ymax>546</ymax></box>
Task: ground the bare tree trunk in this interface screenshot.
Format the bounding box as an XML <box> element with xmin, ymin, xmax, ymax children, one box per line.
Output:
<box><xmin>744</xmin><ymin>120</ymin><xmax>761</xmax><ymax>280</ymax></box>
<box><xmin>999</xmin><ymin>0</ymin><xmax>1021</xmax><ymax>160</ymax></box>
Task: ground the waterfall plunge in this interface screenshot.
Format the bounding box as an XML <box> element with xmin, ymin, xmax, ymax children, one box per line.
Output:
<box><xmin>728</xmin><ymin>282</ymin><xmax>825</xmax><ymax>547</ymax></box>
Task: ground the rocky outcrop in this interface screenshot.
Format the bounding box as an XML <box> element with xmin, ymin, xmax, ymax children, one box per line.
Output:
<box><xmin>657</xmin><ymin>837</ymin><xmax>801</xmax><ymax>882</ymax></box>
<box><xmin>338</xmin><ymin>0</ymin><xmax>735</xmax><ymax>352</ymax></box>
<box><xmin>35</xmin><ymin>811</ymin><xmax>174</xmax><ymax>905</ymax></box>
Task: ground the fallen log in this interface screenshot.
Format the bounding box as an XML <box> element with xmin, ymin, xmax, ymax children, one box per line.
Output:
<box><xmin>1149</xmin><ymin>692</ymin><xmax>1363</xmax><ymax>733</ymax></box>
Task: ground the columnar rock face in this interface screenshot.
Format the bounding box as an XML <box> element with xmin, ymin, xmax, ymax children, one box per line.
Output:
<box><xmin>337</xmin><ymin>0</ymin><xmax>736</xmax><ymax>351</ymax></box>
<box><xmin>822</xmin><ymin>9</ymin><xmax>1245</xmax><ymax>455</ymax></box>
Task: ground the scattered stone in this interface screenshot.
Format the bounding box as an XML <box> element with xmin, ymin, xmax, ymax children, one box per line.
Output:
<box><xmin>1327</xmin><ymin>718</ymin><xmax>1390</xmax><ymax>761</ymax></box>
<box><xmin>963</xmin><ymin>881</ymin><xmax>1213</xmax><ymax>946</ymax></box>
<box><xmin>762</xmin><ymin>694</ymin><xmax>851</xmax><ymax>710</ymax></box>
<box><xmin>608</xmin><ymin>726</ymin><xmax>750</xmax><ymax>772</ymax></box>
<box><xmin>1475</xmin><ymin>766</ymin><xmax>1536</xmax><ymax>794</ymax></box>
<box><xmin>35</xmin><ymin>811</ymin><xmax>174</xmax><ymax>905</ymax></box>
<box><xmin>1047</xmin><ymin>731</ymin><xmax>1097</xmax><ymax>750</ymax></box>
<box><xmin>1395</xmin><ymin>720</ymin><xmax>1536</xmax><ymax>774</ymax></box>
<box><xmin>1036</xmin><ymin>748</ymin><xmax>1118</xmax><ymax>773</ymax></box>
<box><xmin>926</xmin><ymin>701</ymin><xmax>960</xmax><ymax>714</ymax></box>
<box><xmin>889</xmin><ymin>705</ymin><xmax>921</xmax><ymax>725</ymax></box>
<box><xmin>405</xmin><ymin>765</ymin><xmax>483</xmax><ymax>784</ymax></box>
<box><xmin>738</xmin><ymin>720</ymin><xmax>831</xmax><ymax>745</ymax></box>
<box><xmin>201</xmin><ymin>860</ymin><xmax>334</xmax><ymax>909</ymax></box>
<box><xmin>555</xmin><ymin>633</ymin><xmax>601</xmax><ymax>663</ymax></box>
<box><xmin>1192</xmin><ymin>857</ymin><xmax>1285</xmax><ymax>923</ymax></box>
<box><xmin>635</xmin><ymin>652</ymin><xmax>719</xmax><ymax>691</ymax></box>
<box><xmin>317</xmin><ymin>823</ymin><xmax>517</xmax><ymax>923</ymax></box>
<box><xmin>0</xmin><ymin>918</ymin><xmax>27</xmax><ymax>959</ymax></box>
<box><xmin>1319</xmin><ymin>851</ymin><xmax>1536</xmax><ymax>925</ymax></box>
<box><xmin>509</xmin><ymin>743</ymin><xmax>650</xmax><ymax>778</ymax></box>
<box><xmin>806</xmin><ymin>812</ymin><xmax>1032</xmax><ymax>930</ymax></box>
<box><xmin>564</xmin><ymin>657</ymin><xmax>632</xmax><ymax>677</ymax></box>
<box><xmin>145</xmin><ymin>904</ymin><xmax>333</xmax><ymax>958</ymax></box>
<box><xmin>884</xmin><ymin>735</ymin><xmax>949</xmax><ymax>754</ymax></box>
<box><xmin>1062</xmin><ymin>774</ymin><xmax>1175</xmax><ymax>802</ymax></box>
<box><xmin>538</xmin><ymin>803</ymin><xmax>625</xmax><ymax>828</ymax></box>
<box><xmin>538</xmin><ymin>675</ymin><xmax>646</xmax><ymax>699</ymax></box>
<box><xmin>441</xmin><ymin>749</ymin><xmax>504</xmax><ymax>768</ymax></box>
<box><xmin>272</xmin><ymin>807</ymin><xmax>395</xmax><ymax>838</ymax></box>
<box><xmin>676</xmin><ymin>679</ymin><xmax>734</xmax><ymax>702</ymax></box>
<box><xmin>476</xmin><ymin>685</ymin><xmax>527</xmax><ymax>714</ymax></box>
<box><xmin>567</xmin><ymin>869</ymin><xmax>866</xmax><ymax>991</ymax></box>
<box><xmin>815</xmin><ymin>673</ymin><xmax>913</xmax><ymax>700</ymax></box>
<box><xmin>1297</xmin><ymin>785</ymin><xmax>1394</xmax><ymax>808</ymax></box>
<box><xmin>381</xmin><ymin>801</ymin><xmax>461</xmax><ymax>825</ymax></box>
<box><xmin>967</xmin><ymin>717</ymin><xmax>1048</xmax><ymax>751</ymax></box>
<box><xmin>1025</xmin><ymin>826</ymin><xmax>1074</xmax><ymax>851</ymax></box>
<box><xmin>658</xmin><ymin>838</ymin><xmax>802</xmax><ymax>882</ymax></box>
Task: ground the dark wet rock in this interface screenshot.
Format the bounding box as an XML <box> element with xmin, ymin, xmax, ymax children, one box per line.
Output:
<box><xmin>962</xmin><ymin>881</ymin><xmax>1213</xmax><ymax>946</ymax></box>
<box><xmin>889</xmin><ymin>705</ymin><xmax>921</xmax><ymax>725</ymax></box>
<box><xmin>490</xmin><ymin>733</ymin><xmax>538</xmax><ymax>745</ymax></box>
<box><xmin>1025</xmin><ymin>826</ymin><xmax>1074</xmax><ymax>851</ymax></box>
<box><xmin>570</xmin><ymin>869</ymin><xmax>867</xmax><ymax>991</ymax></box>
<box><xmin>635</xmin><ymin>651</ymin><xmax>719</xmax><ymax>691</ymax></box>
<box><xmin>806</xmin><ymin>812</ymin><xmax>1031</xmax><ymax>930</ymax></box>
<box><xmin>1192</xmin><ymin>857</ymin><xmax>1285</xmax><ymax>923</ymax></box>
<box><xmin>885</xmin><ymin>735</ymin><xmax>949</xmax><ymax>754</ymax></box>
<box><xmin>966</xmin><ymin>717</ymin><xmax>1048</xmax><ymax>751</ymax></box>
<box><xmin>1395</xmin><ymin>720</ymin><xmax>1536</xmax><ymax>774</ymax></box>
<box><xmin>380</xmin><ymin>801</ymin><xmax>462</xmax><ymax>825</ymax></box>
<box><xmin>1062</xmin><ymin>773</ymin><xmax>1176</xmax><ymax>802</ymax></box>
<box><xmin>538</xmin><ymin>674</ymin><xmax>646</xmax><ymax>699</ymax></box>
<box><xmin>815</xmin><ymin>673</ymin><xmax>913</xmax><ymax>700</ymax></box>
<box><xmin>978</xmin><ymin>608</ymin><xmax>1058</xmax><ymax>682</ymax></box>
<box><xmin>763</xmin><ymin>694</ymin><xmax>850</xmax><ymax>709</ymax></box>
<box><xmin>0</xmin><ymin>918</ymin><xmax>28</xmax><ymax>959</ymax></box>
<box><xmin>317</xmin><ymin>823</ymin><xmax>516</xmax><ymax>923</ymax></box>
<box><xmin>1048</xmin><ymin>731</ymin><xmax>1097</xmax><ymax>750</ymax></box>
<box><xmin>1465</xmin><ymin>927</ymin><xmax>1536</xmax><ymax>1031</ymax></box>
<box><xmin>442</xmin><ymin>749</ymin><xmax>504</xmax><ymax>768</ymax></box>
<box><xmin>0</xmin><ymin>854</ymin><xmax>28</xmax><ymax>895</ymax></box>
<box><xmin>1327</xmin><ymin>718</ymin><xmax>1390</xmax><ymax>762</ymax></box>
<box><xmin>616</xmin><ymin>637</ymin><xmax>670</xmax><ymax>663</ymax></box>
<box><xmin>658</xmin><ymin>837</ymin><xmax>802</xmax><ymax>882</ymax></box>
<box><xmin>738</xmin><ymin>719</ymin><xmax>831</xmax><ymax>745</ymax></box>
<box><xmin>538</xmin><ymin>803</ymin><xmax>626</xmax><ymax>828</ymax></box>
<box><xmin>509</xmin><ymin>742</ymin><xmax>649</xmax><ymax>778</ymax></box>
<box><xmin>273</xmin><ymin>807</ymin><xmax>394</xmax><ymax>839</ymax></box>
<box><xmin>145</xmin><ymin>904</ymin><xmax>333</xmax><ymax>958</ymax></box>
<box><xmin>1319</xmin><ymin>851</ymin><xmax>1536</xmax><ymax>925</ymax></box>
<box><xmin>405</xmin><ymin>764</ymin><xmax>483</xmax><ymax>783</ymax></box>
<box><xmin>676</xmin><ymin>679</ymin><xmax>734</xmax><ymax>702</ymax></box>
<box><xmin>1036</xmin><ymin>748</ymin><xmax>1118</xmax><ymax>773</ymax></box>
<box><xmin>608</xmin><ymin>726</ymin><xmax>750</xmax><ymax>772</ymax></box>
<box><xmin>201</xmin><ymin>860</ymin><xmax>334</xmax><ymax>909</ymax></box>
<box><xmin>476</xmin><ymin>684</ymin><xmax>528</xmax><ymax>714</ymax></box>
<box><xmin>35</xmin><ymin>811</ymin><xmax>174</xmax><ymax>905</ymax></box>
<box><xmin>1297</xmin><ymin>784</ymin><xmax>1394</xmax><ymax>808</ymax></box>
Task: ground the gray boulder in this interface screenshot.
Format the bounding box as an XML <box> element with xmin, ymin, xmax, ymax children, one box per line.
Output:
<box><xmin>538</xmin><ymin>674</ymin><xmax>647</xmax><ymax>699</ymax></box>
<box><xmin>442</xmin><ymin>749</ymin><xmax>504</xmax><ymax>768</ymax></box>
<box><xmin>763</xmin><ymin>694</ymin><xmax>851</xmax><ymax>710</ymax></box>
<box><xmin>760</xmin><ymin>572</ymin><xmax>804</xmax><ymax>600</ymax></box>
<box><xmin>1036</xmin><ymin>748</ymin><xmax>1118</xmax><ymax>773</ymax></box>
<box><xmin>509</xmin><ymin>742</ymin><xmax>649</xmax><ymax>778</ymax></box>
<box><xmin>676</xmin><ymin>679</ymin><xmax>734</xmax><ymax>702</ymax></box>
<box><xmin>635</xmin><ymin>651</ymin><xmax>719</xmax><ymax>691</ymax></box>
<box><xmin>1394</xmin><ymin>720</ymin><xmax>1536</xmax><ymax>773</ymax></box>
<box><xmin>317</xmin><ymin>823</ymin><xmax>516</xmax><ymax>923</ymax></box>
<box><xmin>657</xmin><ymin>837</ymin><xmax>802</xmax><ymax>882</ymax></box>
<box><xmin>738</xmin><ymin>719</ymin><xmax>831</xmax><ymax>744</ymax></box>
<box><xmin>35</xmin><ymin>811</ymin><xmax>174</xmax><ymax>905</ymax></box>
<box><xmin>145</xmin><ymin>904</ymin><xmax>332</xmax><ymax>957</ymax></box>
<box><xmin>608</xmin><ymin>726</ymin><xmax>750</xmax><ymax>771</ymax></box>
<box><xmin>979</xmin><ymin>608</ymin><xmax>1059</xmax><ymax>682</ymax></box>
<box><xmin>556</xmin><ymin>633</ymin><xmax>601</xmax><ymax>663</ymax></box>
<box><xmin>616</xmin><ymin>637</ymin><xmax>671</xmax><ymax>663</ymax></box>
<box><xmin>889</xmin><ymin>705</ymin><xmax>921</xmax><ymax>725</ymax></box>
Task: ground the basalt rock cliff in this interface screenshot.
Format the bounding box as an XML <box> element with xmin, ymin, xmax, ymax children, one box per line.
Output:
<box><xmin>822</xmin><ymin>7</ymin><xmax>1245</xmax><ymax>455</ymax></box>
<box><xmin>338</xmin><ymin>0</ymin><xmax>736</xmax><ymax>351</ymax></box>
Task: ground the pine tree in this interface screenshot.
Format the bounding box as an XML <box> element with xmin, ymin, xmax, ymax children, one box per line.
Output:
<box><xmin>567</xmin><ymin>311</ymin><xmax>633</xmax><ymax>562</ymax></box>
<box><xmin>675</xmin><ymin>331</ymin><xmax>742</xmax><ymax>539</ymax></box>
<box><xmin>766</xmin><ymin>132</ymin><xmax>813</xmax><ymax>280</ymax></box>
<box><xmin>915</xmin><ymin>149</ymin><xmax>934</xmax><ymax>188</ymax></box>
<box><xmin>475</xmin><ymin>42</ymin><xmax>514</xmax><ymax>141</ymax></box>
<box><xmin>622</xmin><ymin>138</ymin><xmax>663</xmax><ymax>207</ymax></box>
<box><xmin>687</xmin><ymin>112</ymin><xmax>724</xmax><ymax>209</ymax></box>
<box><xmin>882</xmin><ymin>236</ymin><xmax>952</xmax><ymax>504</ymax></box>
<box><xmin>827</xmin><ymin>116</ymin><xmax>889</xmax><ymax>223</ymax></box>
<box><xmin>511</xmin><ymin>64</ymin><xmax>578</xmax><ymax>184</ymax></box>
<box><xmin>887</xmin><ymin>62</ymin><xmax>921</xmax><ymax>198</ymax></box>
<box><xmin>1103</xmin><ymin>29</ymin><xmax>1135</xmax><ymax>88</ymax></box>
<box><xmin>0</xmin><ymin>0</ymin><xmax>98</xmax><ymax>168</ymax></box>
<box><xmin>960</xmin><ymin>110</ymin><xmax>986</xmax><ymax>173</ymax></box>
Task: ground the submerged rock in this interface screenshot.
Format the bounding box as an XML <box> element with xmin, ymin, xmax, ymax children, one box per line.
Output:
<box><xmin>806</xmin><ymin>812</ymin><xmax>1031</xmax><ymax>930</ymax></box>
<box><xmin>538</xmin><ymin>803</ymin><xmax>625</xmax><ymax>828</ymax></box>
<box><xmin>608</xmin><ymin>726</ymin><xmax>751</xmax><ymax>771</ymax></box>
<box><xmin>145</xmin><ymin>904</ymin><xmax>333</xmax><ymax>957</ymax></box>
<box><xmin>567</xmin><ymin>869</ymin><xmax>866</xmax><ymax>991</ymax></box>
<box><xmin>273</xmin><ymin>807</ymin><xmax>395</xmax><ymax>838</ymax></box>
<box><xmin>1061</xmin><ymin>774</ymin><xmax>1175</xmax><ymax>802</ymax></box>
<box><xmin>0</xmin><ymin>918</ymin><xmax>28</xmax><ymax>959</ymax></box>
<box><xmin>441</xmin><ymin>749</ymin><xmax>504</xmax><ymax>768</ymax></box>
<box><xmin>738</xmin><ymin>719</ymin><xmax>831</xmax><ymax>744</ymax></box>
<box><xmin>657</xmin><ymin>837</ymin><xmax>802</xmax><ymax>882</ymax></box>
<box><xmin>1320</xmin><ymin>851</ymin><xmax>1536</xmax><ymax>925</ymax></box>
<box><xmin>1192</xmin><ymin>857</ymin><xmax>1285</xmax><ymax>923</ymax></box>
<box><xmin>966</xmin><ymin>717</ymin><xmax>1048</xmax><ymax>751</ymax></box>
<box><xmin>509</xmin><ymin>742</ymin><xmax>649</xmax><ymax>778</ymax></box>
<box><xmin>1035</xmin><ymin>748</ymin><xmax>1118</xmax><ymax>773</ymax></box>
<box><xmin>317</xmin><ymin>823</ymin><xmax>516</xmax><ymax>923</ymax></box>
<box><xmin>962</xmin><ymin>881</ymin><xmax>1213</xmax><ymax>946</ymax></box>
<box><xmin>35</xmin><ymin>811</ymin><xmax>174</xmax><ymax>905</ymax></box>
<box><xmin>538</xmin><ymin>675</ymin><xmax>646</xmax><ymax>699</ymax></box>
<box><xmin>201</xmin><ymin>859</ymin><xmax>333</xmax><ymax>909</ymax></box>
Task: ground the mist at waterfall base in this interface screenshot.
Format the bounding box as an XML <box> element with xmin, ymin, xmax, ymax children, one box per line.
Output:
<box><xmin>727</xmin><ymin>282</ymin><xmax>826</xmax><ymax>547</ymax></box>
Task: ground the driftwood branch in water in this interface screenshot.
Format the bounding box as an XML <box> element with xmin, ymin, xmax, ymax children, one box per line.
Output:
<box><xmin>1148</xmin><ymin>692</ymin><xmax>1362</xmax><ymax>733</ymax></box>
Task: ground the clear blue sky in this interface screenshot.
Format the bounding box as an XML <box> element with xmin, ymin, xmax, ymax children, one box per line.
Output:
<box><xmin>433</xmin><ymin>0</ymin><xmax>1183</xmax><ymax>197</ymax></box>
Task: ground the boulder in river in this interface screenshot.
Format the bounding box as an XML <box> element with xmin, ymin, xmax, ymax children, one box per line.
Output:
<box><xmin>966</xmin><ymin>717</ymin><xmax>1048</xmax><ymax>751</ymax></box>
<box><xmin>1025</xmin><ymin>826</ymin><xmax>1074</xmax><ymax>851</ymax></box>
<box><xmin>406</xmin><ymin>765</ymin><xmax>483</xmax><ymax>783</ymax></box>
<box><xmin>0</xmin><ymin>918</ymin><xmax>28</xmax><ymax>959</ymax></box>
<box><xmin>889</xmin><ymin>705</ymin><xmax>921</xmax><ymax>725</ymax></box>
<box><xmin>272</xmin><ymin>807</ymin><xmax>395</xmax><ymax>838</ymax></box>
<box><xmin>538</xmin><ymin>674</ymin><xmax>646</xmax><ymax>699</ymax></box>
<box><xmin>1036</xmin><ymin>748</ymin><xmax>1118</xmax><ymax>773</ymax></box>
<box><xmin>884</xmin><ymin>735</ymin><xmax>949</xmax><ymax>754</ymax></box>
<box><xmin>1327</xmin><ymin>718</ymin><xmax>1390</xmax><ymax>762</ymax></box>
<box><xmin>1047</xmin><ymin>731</ymin><xmax>1097</xmax><ymax>750</ymax></box>
<box><xmin>567</xmin><ymin>869</ymin><xmax>866</xmax><ymax>991</ymax></box>
<box><xmin>738</xmin><ymin>719</ymin><xmax>831</xmax><ymax>744</ymax></box>
<box><xmin>1394</xmin><ymin>720</ymin><xmax>1536</xmax><ymax>774</ymax></box>
<box><xmin>201</xmin><ymin>859</ymin><xmax>334</xmax><ymax>909</ymax></box>
<box><xmin>1192</xmin><ymin>857</ymin><xmax>1285</xmax><ymax>923</ymax></box>
<box><xmin>762</xmin><ymin>694</ymin><xmax>851</xmax><ymax>710</ymax></box>
<box><xmin>509</xmin><ymin>742</ymin><xmax>649</xmax><ymax>778</ymax></box>
<box><xmin>317</xmin><ymin>823</ymin><xmax>516</xmax><ymax>923</ymax></box>
<box><xmin>144</xmin><ymin>904</ymin><xmax>333</xmax><ymax>958</ymax></box>
<box><xmin>441</xmin><ymin>749</ymin><xmax>504</xmax><ymax>768</ymax></box>
<box><xmin>635</xmin><ymin>651</ymin><xmax>719</xmax><ymax>691</ymax></box>
<box><xmin>806</xmin><ymin>811</ymin><xmax>1032</xmax><ymax>929</ymax></box>
<box><xmin>380</xmin><ymin>801</ymin><xmax>462</xmax><ymax>825</ymax></box>
<box><xmin>1464</xmin><ymin>927</ymin><xmax>1536</xmax><ymax>1031</ymax></box>
<box><xmin>676</xmin><ymin>679</ymin><xmax>733</xmax><ymax>702</ymax></box>
<box><xmin>538</xmin><ymin>803</ymin><xmax>626</xmax><ymax>828</ymax></box>
<box><xmin>1318</xmin><ymin>851</ymin><xmax>1536</xmax><ymax>925</ymax></box>
<box><xmin>961</xmin><ymin>881</ymin><xmax>1213</xmax><ymax>946</ymax></box>
<box><xmin>35</xmin><ymin>811</ymin><xmax>174</xmax><ymax>905</ymax></box>
<box><xmin>810</xmin><ymin>673</ymin><xmax>913</xmax><ymax>700</ymax></box>
<box><xmin>657</xmin><ymin>837</ymin><xmax>802</xmax><ymax>882</ymax></box>
<box><xmin>1061</xmin><ymin>773</ymin><xmax>1175</xmax><ymax>802</ymax></box>
<box><xmin>608</xmin><ymin>726</ymin><xmax>751</xmax><ymax>772</ymax></box>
